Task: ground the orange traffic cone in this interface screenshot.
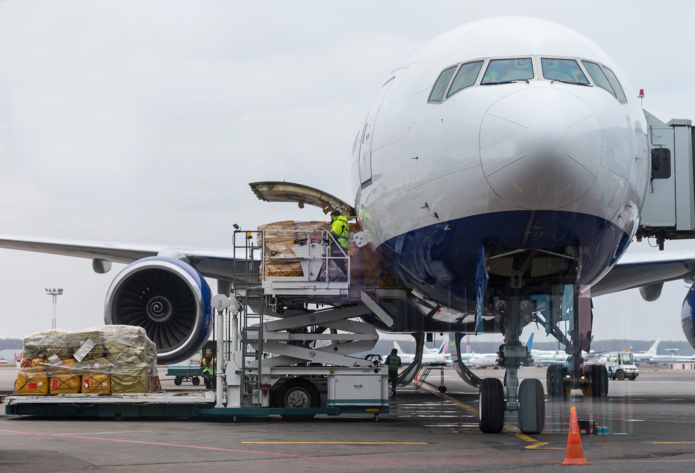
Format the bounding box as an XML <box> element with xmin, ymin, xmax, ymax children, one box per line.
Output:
<box><xmin>561</xmin><ymin>407</ymin><xmax>590</xmax><ymax>465</ymax></box>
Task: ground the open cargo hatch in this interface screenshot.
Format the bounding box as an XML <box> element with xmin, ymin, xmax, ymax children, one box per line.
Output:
<box><xmin>250</xmin><ymin>181</ymin><xmax>356</xmax><ymax>219</ymax></box>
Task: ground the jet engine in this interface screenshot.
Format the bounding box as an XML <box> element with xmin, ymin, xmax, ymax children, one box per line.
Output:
<box><xmin>104</xmin><ymin>257</ymin><xmax>213</xmax><ymax>364</ymax></box>
<box><xmin>681</xmin><ymin>284</ymin><xmax>695</xmax><ymax>350</ymax></box>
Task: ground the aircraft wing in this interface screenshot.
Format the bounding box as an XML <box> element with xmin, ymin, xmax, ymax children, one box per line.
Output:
<box><xmin>591</xmin><ymin>251</ymin><xmax>695</xmax><ymax>297</ymax></box>
<box><xmin>0</xmin><ymin>235</ymin><xmax>260</xmax><ymax>282</ymax></box>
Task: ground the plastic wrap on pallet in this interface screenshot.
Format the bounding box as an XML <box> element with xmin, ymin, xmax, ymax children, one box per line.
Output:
<box><xmin>81</xmin><ymin>373</ymin><xmax>111</xmax><ymax>394</ymax></box>
<box><xmin>49</xmin><ymin>374</ymin><xmax>81</xmax><ymax>394</ymax></box>
<box><xmin>15</xmin><ymin>369</ymin><xmax>49</xmax><ymax>395</ymax></box>
<box><xmin>258</xmin><ymin>220</ymin><xmax>394</xmax><ymax>286</ymax></box>
<box><xmin>16</xmin><ymin>325</ymin><xmax>161</xmax><ymax>395</ymax></box>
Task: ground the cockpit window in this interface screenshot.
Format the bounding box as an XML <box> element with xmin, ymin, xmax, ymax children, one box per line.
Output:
<box><xmin>481</xmin><ymin>58</ymin><xmax>533</xmax><ymax>84</ymax></box>
<box><xmin>447</xmin><ymin>61</ymin><xmax>484</xmax><ymax>97</ymax></box>
<box><xmin>541</xmin><ymin>58</ymin><xmax>589</xmax><ymax>85</ymax></box>
<box><xmin>582</xmin><ymin>61</ymin><xmax>616</xmax><ymax>98</ymax></box>
<box><xmin>602</xmin><ymin>66</ymin><xmax>627</xmax><ymax>103</ymax></box>
<box><xmin>428</xmin><ymin>66</ymin><xmax>457</xmax><ymax>102</ymax></box>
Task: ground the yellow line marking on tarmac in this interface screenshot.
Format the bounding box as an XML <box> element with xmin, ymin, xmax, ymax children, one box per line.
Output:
<box><xmin>652</xmin><ymin>442</ymin><xmax>695</xmax><ymax>444</ymax></box>
<box><xmin>419</xmin><ymin>384</ymin><xmax>547</xmax><ymax>449</ymax></box>
<box><xmin>242</xmin><ymin>442</ymin><xmax>430</xmax><ymax>445</ymax></box>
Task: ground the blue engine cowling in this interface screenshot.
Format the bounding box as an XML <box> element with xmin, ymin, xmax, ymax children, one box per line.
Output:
<box><xmin>681</xmin><ymin>284</ymin><xmax>695</xmax><ymax>350</ymax></box>
<box><xmin>104</xmin><ymin>257</ymin><xmax>213</xmax><ymax>365</ymax></box>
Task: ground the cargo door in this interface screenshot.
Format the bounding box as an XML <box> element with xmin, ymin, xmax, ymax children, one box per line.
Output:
<box><xmin>249</xmin><ymin>181</ymin><xmax>356</xmax><ymax>218</ymax></box>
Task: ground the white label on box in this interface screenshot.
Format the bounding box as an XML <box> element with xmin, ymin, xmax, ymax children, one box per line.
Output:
<box><xmin>37</xmin><ymin>382</ymin><xmax>43</xmax><ymax>386</ymax></box>
<box><xmin>73</xmin><ymin>339</ymin><xmax>96</xmax><ymax>362</ymax></box>
<box><xmin>48</xmin><ymin>354</ymin><xmax>62</xmax><ymax>365</ymax></box>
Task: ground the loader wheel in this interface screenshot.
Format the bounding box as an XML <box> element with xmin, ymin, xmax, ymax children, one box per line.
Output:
<box><xmin>276</xmin><ymin>379</ymin><xmax>320</xmax><ymax>421</ymax></box>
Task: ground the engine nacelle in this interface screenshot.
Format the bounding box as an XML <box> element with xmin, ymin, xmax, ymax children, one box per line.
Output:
<box><xmin>681</xmin><ymin>283</ymin><xmax>695</xmax><ymax>350</ymax></box>
<box><xmin>104</xmin><ymin>257</ymin><xmax>213</xmax><ymax>364</ymax></box>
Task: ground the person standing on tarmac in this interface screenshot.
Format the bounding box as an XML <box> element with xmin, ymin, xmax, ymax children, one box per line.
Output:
<box><xmin>385</xmin><ymin>348</ymin><xmax>402</xmax><ymax>398</ymax></box>
<box><xmin>200</xmin><ymin>348</ymin><xmax>216</xmax><ymax>389</ymax></box>
<box><xmin>329</xmin><ymin>210</ymin><xmax>350</xmax><ymax>278</ymax></box>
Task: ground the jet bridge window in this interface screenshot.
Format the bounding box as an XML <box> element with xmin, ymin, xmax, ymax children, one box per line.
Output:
<box><xmin>481</xmin><ymin>58</ymin><xmax>533</xmax><ymax>84</ymax></box>
<box><xmin>447</xmin><ymin>60</ymin><xmax>484</xmax><ymax>97</ymax></box>
<box><xmin>582</xmin><ymin>61</ymin><xmax>616</xmax><ymax>98</ymax></box>
<box><xmin>541</xmin><ymin>58</ymin><xmax>589</xmax><ymax>85</ymax></box>
<box><xmin>428</xmin><ymin>66</ymin><xmax>457</xmax><ymax>103</ymax></box>
<box><xmin>602</xmin><ymin>66</ymin><xmax>628</xmax><ymax>103</ymax></box>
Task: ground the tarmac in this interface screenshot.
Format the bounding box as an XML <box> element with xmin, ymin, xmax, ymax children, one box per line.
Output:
<box><xmin>1</xmin><ymin>365</ymin><xmax>695</xmax><ymax>472</ymax></box>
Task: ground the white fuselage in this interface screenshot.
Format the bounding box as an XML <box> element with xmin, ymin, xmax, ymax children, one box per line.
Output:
<box><xmin>350</xmin><ymin>17</ymin><xmax>648</xmax><ymax>315</ymax></box>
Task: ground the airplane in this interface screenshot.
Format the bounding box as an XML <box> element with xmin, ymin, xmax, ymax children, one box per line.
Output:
<box><xmin>469</xmin><ymin>335</ymin><xmax>534</xmax><ymax>368</ymax></box>
<box><xmin>395</xmin><ymin>339</ymin><xmax>452</xmax><ymax>366</ymax></box>
<box><xmin>4</xmin><ymin>17</ymin><xmax>695</xmax><ymax>435</ymax></box>
<box><xmin>632</xmin><ymin>339</ymin><xmax>661</xmax><ymax>364</ymax></box>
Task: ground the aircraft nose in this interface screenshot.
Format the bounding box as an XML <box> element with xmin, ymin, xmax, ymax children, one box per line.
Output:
<box><xmin>479</xmin><ymin>87</ymin><xmax>601</xmax><ymax>209</ymax></box>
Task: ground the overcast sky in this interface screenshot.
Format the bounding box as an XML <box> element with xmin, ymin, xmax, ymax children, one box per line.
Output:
<box><xmin>1</xmin><ymin>1</ymin><xmax>695</xmax><ymax>344</ymax></box>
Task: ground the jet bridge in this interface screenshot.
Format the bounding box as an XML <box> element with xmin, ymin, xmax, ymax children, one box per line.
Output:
<box><xmin>638</xmin><ymin>111</ymin><xmax>695</xmax><ymax>247</ymax></box>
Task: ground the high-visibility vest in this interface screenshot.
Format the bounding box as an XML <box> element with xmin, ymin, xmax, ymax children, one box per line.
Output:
<box><xmin>387</xmin><ymin>355</ymin><xmax>401</xmax><ymax>372</ymax></box>
<box><xmin>331</xmin><ymin>215</ymin><xmax>350</xmax><ymax>250</ymax></box>
<box><xmin>202</xmin><ymin>356</ymin><xmax>216</xmax><ymax>375</ymax></box>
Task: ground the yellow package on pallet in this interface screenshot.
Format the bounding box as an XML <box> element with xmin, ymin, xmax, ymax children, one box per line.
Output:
<box><xmin>81</xmin><ymin>374</ymin><xmax>111</xmax><ymax>394</ymax></box>
<box><xmin>15</xmin><ymin>369</ymin><xmax>48</xmax><ymax>395</ymax></box>
<box><xmin>111</xmin><ymin>366</ymin><xmax>150</xmax><ymax>393</ymax></box>
<box><xmin>49</xmin><ymin>374</ymin><xmax>81</xmax><ymax>394</ymax></box>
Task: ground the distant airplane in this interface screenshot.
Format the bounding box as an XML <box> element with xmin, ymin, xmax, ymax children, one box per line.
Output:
<box><xmin>395</xmin><ymin>339</ymin><xmax>452</xmax><ymax>366</ymax></box>
<box><xmin>632</xmin><ymin>339</ymin><xmax>661</xmax><ymax>364</ymax></box>
<box><xmin>469</xmin><ymin>335</ymin><xmax>534</xmax><ymax>368</ymax></box>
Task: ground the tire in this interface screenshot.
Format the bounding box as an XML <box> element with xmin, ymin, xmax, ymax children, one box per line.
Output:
<box><xmin>275</xmin><ymin>379</ymin><xmax>321</xmax><ymax>421</ymax></box>
<box><xmin>479</xmin><ymin>378</ymin><xmax>505</xmax><ymax>433</ymax></box>
<box><xmin>616</xmin><ymin>370</ymin><xmax>626</xmax><ymax>381</ymax></box>
<box><xmin>439</xmin><ymin>386</ymin><xmax>447</xmax><ymax>393</ymax></box>
<box><xmin>546</xmin><ymin>364</ymin><xmax>565</xmax><ymax>397</ymax></box>
<box><xmin>174</xmin><ymin>376</ymin><xmax>182</xmax><ymax>386</ymax></box>
<box><xmin>628</xmin><ymin>376</ymin><xmax>636</xmax><ymax>381</ymax></box>
<box><xmin>192</xmin><ymin>377</ymin><xmax>201</xmax><ymax>386</ymax></box>
<box><xmin>518</xmin><ymin>378</ymin><xmax>545</xmax><ymax>434</ymax></box>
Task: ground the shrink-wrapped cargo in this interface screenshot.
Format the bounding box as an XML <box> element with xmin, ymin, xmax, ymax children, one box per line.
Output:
<box><xmin>76</xmin><ymin>357</ymin><xmax>113</xmax><ymax>375</ymax></box>
<box><xmin>81</xmin><ymin>374</ymin><xmax>111</xmax><ymax>394</ymax></box>
<box><xmin>19</xmin><ymin>325</ymin><xmax>160</xmax><ymax>395</ymax></box>
<box><xmin>111</xmin><ymin>366</ymin><xmax>150</xmax><ymax>394</ymax></box>
<box><xmin>15</xmin><ymin>369</ymin><xmax>48</xmax><ymax>395</ymax></box>
<box><xmin>49</xmin><ymin>374</ymin><xmax>81</xmax><ymax>394</ymax></box>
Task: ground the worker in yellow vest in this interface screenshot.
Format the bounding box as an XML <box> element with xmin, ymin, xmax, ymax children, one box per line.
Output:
<box><xmin>330</xmin><ymin>210</ymin><xmax>350</xmax><ymax>278</ymax></box>
<box><xmin>200</xmin><ymin>348</ymin><xmax>216</xmax><ymax>389</ymax></box>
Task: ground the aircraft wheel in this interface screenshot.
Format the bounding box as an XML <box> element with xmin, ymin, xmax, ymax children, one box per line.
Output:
<box><xmin>518</xmin><ymin>378</ymin><xmax>545</xmax><ymax>434</ymax></box>
<box><xmin>479</xmin><ymin>378</ymin><xmax>504</xmax><ymax>433</ymax></box>
<box><xmin>192</xmin><ymin>377</ymin><xmax>201</xmax><ymax>386</ymax></box>
<box><xmin>174</xmin><ymin>376</ymin><xmax>182</xmax><ymax>386</ymax></box>
<box><xmin>276</xmin><ymin>379</ymin><xmax>320</xmax><ymax>421</ymax></box>
<box><xmin>616</xmin><ymin>370</ymin><xmax>626</xmax><ymax>381</ymax></box>
<box><xmin>546</xmin><ymin>364</ymin><xmax>565</xmax><ymax>397</ymax></box>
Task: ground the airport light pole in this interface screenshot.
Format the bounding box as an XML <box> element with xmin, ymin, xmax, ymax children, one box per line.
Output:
<box><xmin>45</xmin><ymin>288</ymin><xmax>63</xmax><ymax>330</ymax></box>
